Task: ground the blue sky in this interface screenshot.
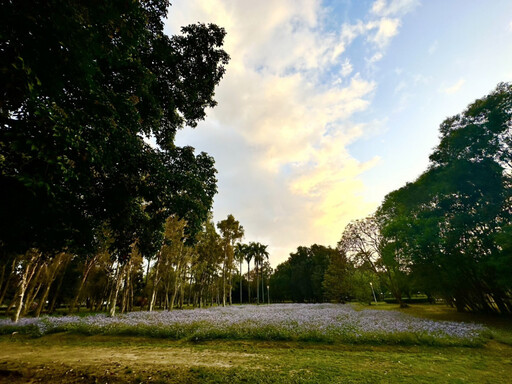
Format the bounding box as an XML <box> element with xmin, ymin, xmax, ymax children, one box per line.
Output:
<box><xmin>166</xmin><ymin>0</ymin><xmax>512</xmax><ymax>266</ymax></box>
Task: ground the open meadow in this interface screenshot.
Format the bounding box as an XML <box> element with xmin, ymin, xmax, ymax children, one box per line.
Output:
<box><xmin>1</xmin><ymin>303</ymin><xmax>511</xmax><ymax>383</ymax></box>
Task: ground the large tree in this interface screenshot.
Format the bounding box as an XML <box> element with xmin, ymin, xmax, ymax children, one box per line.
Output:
<box><xmin>379</xmin><ymin>83</ymin><xmax>512</xmax><ymax>313</ymax></box>
<box><xmin>0</xmin><ymin>0</ymin><xmax>229</xmax><ymax>259</ymax></box>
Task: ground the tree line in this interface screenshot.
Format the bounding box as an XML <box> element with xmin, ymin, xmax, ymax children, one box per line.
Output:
<box><xmin>272</xmin><ymin>83</ymin><xmax>512</xmax><ymax>314</ymax></box>
<box><xmin>0</xmin><ymin>213</ymin><xmax>272</xmax><ymax>321</ymax></box>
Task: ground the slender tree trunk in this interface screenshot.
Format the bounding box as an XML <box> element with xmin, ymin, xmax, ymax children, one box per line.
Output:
<box><xmin>14</xmin><ymin>251</ymin><xmax>41</xmax><ymax>322</ymax></box>
<box><xmin>240</xmin><ymin>260</ymin><xmax>243</xmax><ymax>304</ymax></box>
<box><xmin>121</xmin><ymin>260</ymin><xmax>132</xmax><ymax>314</ymax></box>
<box><xmin>22</xmin><ymin>280</ymin><xmax>43</xmax><ymax>316</ymax></box>
<box><xmin>229</xmin><ymin>272</ymin><xmax>233</xmax><ymax>305</ymax></box>
<box><xmin>69</xmin><ymin>255</ymin><xmax>98</xmax><ymax>313</ymax></box>
<box><xmin>0</xmin><ymin>256</ymin><xmax>18</xmax><ymax>307</ymax></box>
<box><xmin>129</xmin><ymin>274</ymin><xmax>134</xmax><ymax>312</ymax></box>
<box><xmin>170</xmin><ymin>259</ymin><xmax>182</xmax><ymax>310</ymax></box>
<box><xmin>149</xmin><ymin>252</ymin><xmax>161</xmax><ymax>312</ymax></box>
<box><xmin>108</xmin><ymin>263</ymin><xmax>125</xmax><ymax>317</ymax></box>
<box><xmin>247</xmin><ymin>261</ymin><xmax>251</xmax><ymax>304</ymax></box>
<box><xmin>145</xmin><ymin>257</ymin><xmax>152</xmax><ymax>285</ymax></box>
<box><xmin>222</xmin><ymin>258</ymin><xmax>226</xmax><ymax>307</ymax></box>
<box><xmin>22</xmin><ymin>259</ymin><xmax>47</xmax><ymax>316</ymax></box>
<box><xmin>35</xmin><ymin>254</ymin><xmax>66</xmax><ymax>317</ymax></box>
<box><xmin>256</xmin><ymin>261</ymin><xmax>259</xmax><ymax>304</ymax></box>
<box><xmin>261</xmin><ymin>272</ymin><xmax>265</xmax><ymax>304</ymax></box>
<box><xmin>48</xmin><ymin>256</ymin><xmax>70</xmax><ymax>314</ymax></box>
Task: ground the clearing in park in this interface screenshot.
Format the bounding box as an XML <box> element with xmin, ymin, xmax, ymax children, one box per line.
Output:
<box><xmin>0</xmin><ymin>303</ymin><xmax>511</xmax><ymax>383</ymax></box>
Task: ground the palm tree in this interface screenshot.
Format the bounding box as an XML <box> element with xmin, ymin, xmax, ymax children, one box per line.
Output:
<box><xmin>245</xmin><ymin>245</ymin><xmax>254</xmax><ymax>303</ymax></box>
<box><xmin>250</xmin><ymin>242</ymin><xmax>268</xmax><ymax>304</ymax></box>
<box><xmin>234</xmin><ymin>243</ymin><xmax>248</xmax><ymax>304</ymax></box>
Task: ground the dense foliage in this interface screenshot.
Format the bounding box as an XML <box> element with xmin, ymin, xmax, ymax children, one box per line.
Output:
<box><xmin>0</xmin><ymin>0</ymin><xmax>228</xmax><ymax>258</ymax></box>
<box><xmin>270</xmin><ymin>245</ymin><xmax>341</xmax><ymax>302</ymax></box>
<box><xmin>377</xmin><ymin>83</ymin><xmax>512</xmax><ymax>313</ymax></box>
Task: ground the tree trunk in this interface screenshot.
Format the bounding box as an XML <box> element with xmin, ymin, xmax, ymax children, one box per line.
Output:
<box><xmin>261</xmin><ymin>272</ymin><xmax>265</xmax><ymax>304</ymax></box>
<box><xmin>222</xmin><ymin>257</ymin><xmax>226</xmax><ymax>307</ymax></box>
<box><xmin>108</xmin><ymin>263</ymin><xmax>125</xmax><ymax>317</ymax></box>
<box><xmin>149</xmin><ymin>252</ymin><xmax>161</xmax><ymax>312</ymax></box>
<box><xmin>14</xmin><ymin>251</ymin><xmax>41</xmax><ymax>322</ymax></box>
<box><xmin>256</xmin><ymin>261</ymin><xmax>259</xmax><ymax>304</ymax></box>
<box><xmin>0</xmin><ymin>256</ymin><xmax>18</xmax><ymax>307</ymax></box>
<box><xmin>35</xmin><ymin>254</ymin><xmax>67</xmax><ymax>317</ymax></box>
<box><xmin>247</xmin><ymin>261</ymin><xmax>251</xmax><ymax>304</ymax></box>
<box><xmin>69</xmin><ymin>254</ymin><xmax>98</xmax><ymax>313</ymax></box>
<box><xmin>22</xmin><ymin>280</ymin><xmax>43</xmax><ymax>316</ymax></box>
<box><xmin>170</xmin><ymin>259</ymin><xmax>182</xmax><ymax>310</ymax></box>
<box><xmin>48</xmin><ymin>256</ymin><xmax>70</xmax><ymax>314</ymax></box>
<box><xmin>240</xmin><ymin>260</ymin><xmax>243</xmax><ymax>304</ymax></box>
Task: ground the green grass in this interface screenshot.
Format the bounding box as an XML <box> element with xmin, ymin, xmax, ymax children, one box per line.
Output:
<box><xmin>1</xmin><ymin>333</ymin><xmax>511</xmax><ymax>383</ymax></box>
<box><xmin>352</xmin><ymin>302</ymin><xmax>512</xmax><ymax>346</ymax></box>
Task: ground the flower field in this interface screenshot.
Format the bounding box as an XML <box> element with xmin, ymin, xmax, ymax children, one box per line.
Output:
<box><xmin>0</xmin><ymin>304</ymin><xmax>488</xmax><ymax>346</ymax></box>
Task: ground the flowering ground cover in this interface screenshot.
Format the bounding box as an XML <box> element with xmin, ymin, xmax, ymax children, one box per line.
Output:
<box><xmin>0</xmin><ymin>304</ymin><xmax>487</xmax><ymax>346</ymax></box>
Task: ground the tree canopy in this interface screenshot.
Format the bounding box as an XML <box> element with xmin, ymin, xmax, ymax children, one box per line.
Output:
<box><xmin>0</xmin><ymin>0</ymin><xmax>229</xmax><ymax>259</ymax></box>
<box><xmin>378</xmin><ymin>83</ymin><xmax>512</xmax><ymax>313</ymax></box>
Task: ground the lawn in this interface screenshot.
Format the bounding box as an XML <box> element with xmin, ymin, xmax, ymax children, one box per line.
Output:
<box><xmin>0</xmin><ymin>304</ymin><xmax>511</xmax><ymax>383</ymax></box>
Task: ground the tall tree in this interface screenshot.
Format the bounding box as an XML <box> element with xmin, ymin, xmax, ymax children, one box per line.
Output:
<box><xmin>378</xmin><ymin>83</ymin><xmax>512</xmax><ymax>313</ymax></box>
<box><xmin>250</xmin><ymin>242</ymin><xmax>269</xmax><ymax>304</ymax></box>
<box><xmin>217</xmin><ymin>215</ymin><xmax>244</xmax><ymax>306</ymax></box>
<box><xmin>234</xmin><ymin>243</ymin><xmax>249</xmax><ymax>304</ymax></box>
<box><xmin>245</xmin><ymin>246</ymin><xmax>254</xmax><ymax>303</ymax></box>
<box><xmin>0</xmin><ymin>0</ymin><xmax>228</xmax><ymax>261</ymax></box>
<box><xmin>191</xmin><ymin>215</ymin><xmax>223</xmax><ymax>308</ymax></box>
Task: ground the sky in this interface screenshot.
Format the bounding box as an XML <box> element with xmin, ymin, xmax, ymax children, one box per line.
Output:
<box><xmin>166</xmin><ymin>0</ymin><xmax>512</xmax><ymax>267</ymax></box>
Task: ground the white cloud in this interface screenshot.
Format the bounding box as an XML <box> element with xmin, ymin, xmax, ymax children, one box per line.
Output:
<box><xmin>371</xmin><ymin>0</ymin><xmax>420</xmax><ymax>17</ymax></box>
<box><xmin>441</xmin><ymin>78</ymin><xmax>465</xmax><ymax>95</ymax></box>
<box><xmin>368</xmin><ymin>18</ymin><xmax>400</xmax><ymax>49</ymax></box>
<box><xmin>368</xmin><ymin>52</ymin><xmax>384</xmax><ymax>64</ymax></box>
<box><xmin>341</xmin><ymin>58</ymin><xmax>353</xmax><ymax>77</ymax></box>
<box><xmin>168</xmin><ymin>0</ymin><xmax>416</xmax><ymax>265</ymax></box>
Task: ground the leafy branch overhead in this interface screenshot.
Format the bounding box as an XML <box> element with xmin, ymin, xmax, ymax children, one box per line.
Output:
<box><xmin>0</xmin><ymin>0</ymin><xmax>230</xmax><ymax>258</ymax></box>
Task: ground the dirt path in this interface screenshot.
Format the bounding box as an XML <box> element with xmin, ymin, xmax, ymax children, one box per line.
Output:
<box><xmin>0</xmin><ymin>334</ymin><xmax>263</xmax><ymax>383</ymax></box>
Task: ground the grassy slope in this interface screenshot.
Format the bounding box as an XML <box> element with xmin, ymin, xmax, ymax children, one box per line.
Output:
<box><xmin>1</xmin><ymin>304</ymin><xmax>511</xmax><ymax>383</ymax></box>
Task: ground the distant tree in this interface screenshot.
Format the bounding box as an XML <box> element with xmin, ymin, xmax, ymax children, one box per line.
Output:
<box><xmin>234</xmin><ymin>243</ymin><xmax>249</xmax><ymax>303</ymax></box>
<box><xmin>249</xmin><ymin>242</ymin><xmax>269</xmax><ymax>304</ymax></box>
<box><xmin>270</xmin><ymin>245</ymin><xmax>335</xmax><ymax>303</ymax></box>
<box><xmin>244</xmin><ymin>246</ymin><xmax>254</xmax><ymax>303</ymax></box>
<box><xmin>322</xmin><ymin>250</ymin><xmax>352</xmax><ymax>303</ymax></box>
<box><xmin>338</xmin><ymin>217</ymin><xmax>409</xmax><ymax>307</ymax></box>
<box><xmin>347</xmin><ymin>269</ymin><xmax>375</xmax><ymax>304</ymax></box>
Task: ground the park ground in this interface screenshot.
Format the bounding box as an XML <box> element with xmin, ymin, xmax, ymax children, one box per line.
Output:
<box><xmin>0</xmin><ymin>304</ymin><xmax>511</xmax><ymax>383</ymax></box>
